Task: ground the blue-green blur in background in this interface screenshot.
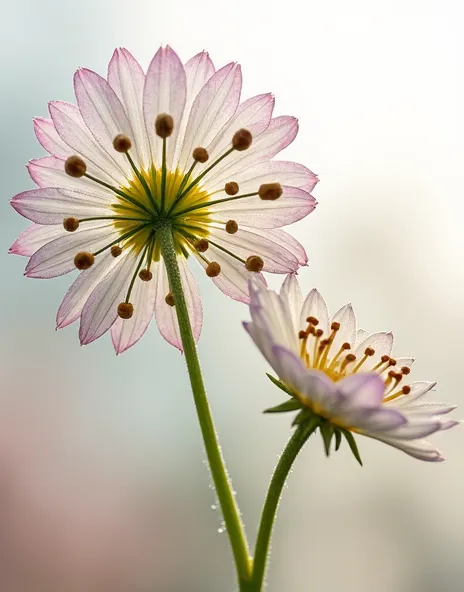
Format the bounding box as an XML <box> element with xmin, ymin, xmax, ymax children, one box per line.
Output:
<box><xmin>0</xmin><ymin>0</ymin><xmax>463</xmax><ymax>590</ymax></box>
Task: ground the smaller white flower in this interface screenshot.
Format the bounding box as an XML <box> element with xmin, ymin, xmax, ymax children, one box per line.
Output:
<box><xmin>244</xmin><ymin>275</ymin><xmax>458</xmax><ymax>462</ymax></box>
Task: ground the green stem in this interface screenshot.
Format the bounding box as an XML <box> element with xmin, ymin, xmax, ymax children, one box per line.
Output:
<box><xmin>157</xmin><ymin>224</ymin><xmax>252</xmax><ymax>583</ymax></box>
<box><xmin>248</xmin><ymin>425</ymin><xmax>313</xmax><ymax>591</ymax></box>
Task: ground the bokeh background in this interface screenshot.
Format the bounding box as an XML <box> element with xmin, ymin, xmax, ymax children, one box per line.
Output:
<box><xmin>1</xmin><ymin>0</ymin><xmax>463</xmax><ymax>590</ymax></box>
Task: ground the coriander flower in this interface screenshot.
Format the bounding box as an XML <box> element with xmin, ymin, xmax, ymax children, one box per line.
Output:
<box><xmin>10</xmin><ymin>47</ymin><xmax>317</xmax><ymax>352</ymax></box>
<box><xmin>244</xmin><ymin>275</ymin><xmax>458</xmax><ymax>462</ymax></box>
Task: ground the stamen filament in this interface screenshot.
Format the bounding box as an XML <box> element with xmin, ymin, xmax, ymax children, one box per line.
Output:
<box><xmin>78</xmin><ymin>216</ymin><xmax>148</xmax><ymax>223</ymax></box>
<box><xmin>160</xmin><ymin>138</ymin><xmax>167</xmax><ymax>213</ymax></box>
<box><xmin>146</xmin><ymin>232</ymin><xmax>156</xmax><ymax>272</ymax></box>
<box><xmin>177</xmin><ymin>147</ymin><xmax>234</xmax><ymax>201</ymax></box>
<box><xmin>92</xmin><ymin>223</ymin><xmax>151</xmax><ymax>257</ymax></box>
<box><xmin>125</xmin><ymin>151</ymin><xmax>160</xmax><ymax>215</ymax></box>
<box><xmin>84</xmin><ymin>173</ymin><xmax>152</xmax><ymax>217</ymax></box>
<box><xmin>352</xmin><ymin>354</ymin><xmax>368</xmax><ymax>374</ymax></box>
<box><xmin>172</xmin><ymin>192</ymin><xmax>258</xmax><ymax>218</ymax></box>
<box><xmin>125</xmin><ymin>242</ymin><xmax>151</xmax><ymax>304</ymax></box>
<box><xmin>175</xmin><ymin>161</ymin><xmax>197</xmax><ymax>202</ymax></box>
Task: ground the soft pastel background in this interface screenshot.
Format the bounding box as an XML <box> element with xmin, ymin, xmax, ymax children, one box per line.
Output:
<box><xmin>0</xmin><ymin>1</ymin><xmax>463</xmax><ymax>590</ymax></box>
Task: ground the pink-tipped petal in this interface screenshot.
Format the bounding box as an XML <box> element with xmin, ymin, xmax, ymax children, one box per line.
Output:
<box><xmin>33</xmin><ymin>117</ymin><xmax>71</xmax><ymax>158</ymax></box>
<box><xmin>9</xmin><ymin>224</ymin><xmax>65</xmax><ymax>257</ymax></box>
<box><xmin>24</xmin><ymin>223</ymin><xmax>119</xmax><ymax>279</ymax></box>
<box><xmin>79</xmin><ymin>251</ymin><xmax>136</xmax><ymax>345</ymax></box>
<box><xmin>107</xmin><ymin>48</ymin><xmax>150</xmax><ymax>168</ymax></box>
<box><xmin>11</xmin><ymin>187</ymin><xmax>111</xmax><ymax>224</ymax></box>
<box><xmin>57</xmin><ymin>251</ymin><xmax>118</xmax><ymax>328</ymax></box>
<box><xmin>177</xmin><ymin>63</ymin><xmax>242</xmax><ymax>172</ymax></box>
<box><xmin>143</xmin><ymin>46</ymin><xmax>187</xmax><ymax>170</ymax></box>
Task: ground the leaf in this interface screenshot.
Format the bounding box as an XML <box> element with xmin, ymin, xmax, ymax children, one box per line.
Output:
<box><xmin>341</xmin><ymin>429</ymin><xmax>363</xmax><ymax>466</ymax></box>
<box><xmin>320</xmin><ymin>423</ymin><xmax>335</xmax><ymax>456</ymax></box>
<box><xmin>264</xmin><ymin>399</ymin><xmax>301</xmax><ymax>414</ymax></box>
<box><xmin>266</xmin><ymin>373</ymin><xmax>294</xmax><ymax>397</ymax></box>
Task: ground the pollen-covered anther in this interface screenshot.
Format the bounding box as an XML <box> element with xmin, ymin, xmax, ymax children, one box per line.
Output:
<box><xmin>402</xmin><ymin>385</ymin><xmax>411</xmax><ymax>394</ymax></box>
<box><xmin>365</xmin><ymin>347</ymin><xmax>375</xmax><ymax>356</ymax></box>
<box><xmin>401</xmin><ymin>366</ymin><xmax>411</xmax><ymax>375</ymax></box>
<box><xmin>232</xmin><ymin>128</ymin><xmax>252</xmax><ymax>151</ymax></box>
<box><xmin>225</xmin><ymin>181</ymin><xmax>239</xmax><ymax>196</ymax></box>
<box><xmin>111</xmin><ymin>245</ymin><xmax>122</xmax><ymax>257</ymax></box>
<box><xmin>192</xmin><ymin>147</ymin><xmax>209</xmax><ymax>163</ymax></box>
<box><xmin>139</xmin><ymin>269</ymin><xmax>153</xmax><ymax>282</ymax></box>
<box><xmin>331</xmin><ymin>322</ymin><xmax>341</xmax><ymax>331</ymax></box>
<box><xmin>258</xmin><ymin>183</ymin><xmax>283</xmax><ymax>201</ymax></box>
<box><xmin>165</xmin><ymin>293</ymin><xmax>175</xmax><ymax>307</ymax></box>
<box><xmin>342</xmin><ymin>342</ymin><xmax>351</xmax><ymax>350</ymax></box>
<box><xmin>74</xmin><ymin>251</ymin><xmax>94</xmax><ymax>270</ymax></box>
<box><xmin>388</xmin><ymin>358</ymin><xmax>397</xmax><ymax>366</ymax></box>
<box><xmin>113</xmin><ymin>134</ymin><xmax>132</xmax><ymax>153</ymax></box>
<box><xmin>63</xmin><ymin>217</ymin><xmax>79</xmax><ymax>232</ymax></box>
<box><xmin>381</xmin><ymin>355</ymin><xmax>390</xmax><ymax>363</ymax></box>
<box><xmin>225</xmin><ymin>220</ymin><xmax>238</xmax><ymax>234</ymax></box>
<box><xmin>245</xmin><ymin>255</ymin><xmax>264</xmax><ymax>273</ymax></box>
<box><xmin>65</xmin><ymin>155</ymin><xmax>86</xmax><ymax>178</ymax></box>
<box><xmin>194</xmin><ymin>239</ymin><xmax>209</xmax><ymax>253</ymax></box>
<box><xmin>341</xmin><ymin>353</ymin><xmax>356</xmax><ymax>372</ymax></box>
<box><xmin>206</xmin><ymin>262</ymin><xmax>221</xmax><ymax>277</ymax></box>
<box><xmin>306</xmin><ymin>316</ymin><xmax>319</xmax><ymax>326</ymax></box>
<box><xmin>155</xmin><ymin>113</ymin><xmax>174</xmax><ymax>138</ymax></box>
<box><xmin>315</xmin><ymin>328</ymin><xmax>323</xmax><ymax>338</ymax></box>
<box><xmin>299</xmin><ymin>330</ymin><xmax>307</xmax><ymax>339</ymax></box>
<box><xmin>117</xmin><ymin>302</ymin><xmax>134</xmax><ymax>319</ymax></box>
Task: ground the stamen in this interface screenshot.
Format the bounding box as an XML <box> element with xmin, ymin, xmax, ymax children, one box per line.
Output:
<box><xmin>63</xmin><ymin>217</ymin><xmax>79</xmax><ymax>232</ymax></box>
<box><xmin>117</xmin><ymin>302</ymin><xmax>134</xmax><ymax>319</ymax></box>
<box><xmin>328</xmin><ymin>342</ymin><xmax>351</xmax><ymax>371</ymax></box>
<box><xmin>258</xmin><ymin>183</ymin><xmax>283</xmax><ymax>201</ymax></box>
<box><xmin>111</xmin><ymin>245</ymin><xmax>122</xmax><ymax>257</ymax></box>
<box><xmin>84</xmin><ymin>172</ymin><xmax>153</xmax><ymax>217</ymax></box>
<box><xmin>65</xmin><ymin>155</ymin><xmax>86</xmax><ymax>178</ymax></box>
<box><xmin>192</xmin><ymin>147</ymin><xmax>209</xmax><ymax>163</ymax></box>
<box><xmin>122</xmin><ymin>143</ymin><xmax>160</xmax><ymax>215</ymax></box>
<box><xmin>331</xmin><ymin>322</ymin><xmax>340</xmax><ymax>331</ymax></box>
<box><xmin>340</xmin><ymin>353</ymin><xmax>356</xmax><ymax>373</ymax></box>
<box><xmin>165</xmin><ymin>292</ymin><xmax>175</xmax><ymax>307</ymax></box>
<box><xmin>225</xmin><ymin>182</ymin><xmax>239</xmax><ymax>196</ymax></box>
<box><xmin>112</xmin><ymin>134</ymin><xmax>132</xmax><ymax>153</ymax></box>
<box><xmin>177</xmin><ymin>147</ymin><xmax>235</xmax><ymax>201</ymax></box>
<box><xmin>352</xmin><ymin>347</ymin><xmax>376</xmax><ymax>373</ymax></box>
<box><xmin>225</xmin><ymin>220</ymin><xmax>238</xmax><ymax>234</ymax></box>
<box><xmin>401</xmin><ymin>366</ymin><xmax>411</xmax><ymax>375</ymax></box>
<box><xmin>74</xmin><ymin>251</ymin><xmax>94</xmax><ymax>270</ymax></box>
<box><xmin>155</xmin><ymin>114</ymin><xmax>174</xmax><ymax>138</ymax></box>
<box><xmin>306</xmin><ymin>316</ymin><xmax>319</xmax><ymax>326</ymax></box>
<box><xmin>194</xmin><ymin>238</ymin><xmax>209</xmax><ymax>252</ymax></box>
<box><xmin>299</xmin><ymin>330</ymin><xmax>307</xmax><ymax>339</ymax></box>
<box><xmin>317</xmin><ymin>323</ymin><xmax>341</xmax><ymax>369</ymax></box>
<box><xmin>172</xmin><ymin>191</ymin><xmax>259</xmax><ymax>217</ymax></box>
<box><xmin>312</xmin><ymin>328</ymin><xmax>323</xmax><ymax>365</ymax></box>
<box><xmin>384</xmin><ymin>384</ymin><xmax>410</xmax><ymax>403</ymax></box>
<box><xmin>245</xmin><ymin>256</ymin><xmax>264</xmax><ymax>273</ymax></box>
<box><xmin>206</xmin><ymin>262</ymin><xmax>221</xmax><ymax>277</ymax></box>
<box><xmin>139</xmin><ymin>269</ymin><xmax>153</xmax><ymax>281</ymax></box>
<box><xmin>92</xmin><ymin>224</ymin><xmax>150</xmax><ymax>257</ymax></box>
<box><xmin>232</xmin><ymin>128</ymin><xmax>253</xmax><ymax>151</ymax></box>
<box><xmin>372</xmin><ymin>355</ymin><xmax>391</xmax><ymax>372</ymax></box>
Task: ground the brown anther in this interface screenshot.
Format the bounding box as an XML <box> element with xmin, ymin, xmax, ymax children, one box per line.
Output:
<box><xmin>388</xmin><ymin>370</ymin><xmax>397</xmax><ymax>379</ymax></box>
<box><xmin>307</xmin><ymin>325</ymin><xmax>316</xmax><ymax>336</ymax></box>
<box><xmin>206</xmin><ymin>262</ymin><xmax>221</xmax><ymax>277</ymax></box>
<box><xmin>225</xmin><ymin>181</ymin><xmax>239</xmax><ymax>195</ymax></box>
<box><xmin>63</xmin><ymin>217</ymin><xmax>79</xmax><ymax>232</ymax></box>
<box><xmin>388</xmin><ymin>358</ymin><xmax>397</xmax><ymax>366</ymax></box>
<box><xmin>365</xmin><ymin>347</ymin><xmax>375</xmax><ymax>356</ymax></box>
<box><xmin>315</xmin><ymin>329</ymin><xmax>324</xmax><ymax>338</ymax></box>
<box><xmin>111</xmin><ymin>245</ymin><xmax>122</xmax><ymax>257</ymax></box>
<box><xmin>74</xmin><ymin>251</ymin><xmax>94</xmax><ymax>270</ymax></box>
<box><xmin>345</xmin><ymin>354</ymin><xmax>356</xmax><ymax>362</ymax></box>
<box><xmin>165</xmin><ymin>293</ymin><xmax>175</xmax><ymax>307</ymax></box>
<box><xmin>155</xmin><ymin>113</ymin><xmax>174</xmax><ymax>138</ymax></box>
<box><xmin>139</xmin><ymin>269</ymin><xmax>153</xmax><ymax>282</ymax></box>
<box><xmin>117</xmin><ymin>302</ymin><xmax>134</xmax><ymax>319</ymax></box>
<box><xmin>401</xmin><ymin>366</ymin><xmax>411</xmax><ymax>375</ymax></box>
<box><xmin>298</xmin><ymin>330</ymin><xmax>307</xmax><ymax>339</ymax></box>
<box><xmin>381</xmin><ymin>355</ymin><xmax>390</xmax><ymax>363</ymax></box>
<box><xmin>320</xmin><ymin>339</ymin><xmax>330</xmax><ymax>347</ymax></box>
<box><xmin>194</xmin><ymin>238</ymin><xmax>209</xmax><ymax>252</ymax></box>
<box><xmin>245</xmin><ymin>255</ymin><xmax>264</xmax><ymax>273</ymax></box>
<box><xmin>232</xmin><ymin>128</ymin><xmax>252</xmax><ymax>151</ymax></box>
<box><xmin>225</xmin><ymin>220</ymin><xmax>238</xmax><ymax>234</ymax></box>
<box><xmin>113</xmin><ymin>134</ymin><xmax>132</xmax><ymax>153</ymax></box>
<box><xmin>65</xmin><ymin>155</ymin><xmax>86</xmax><ymax>178</ymax></box>
<box><xmin>395</xmin><ymin>372</ymin><xmax>403</xmax><ymax>381</ymax></box>
<box><xmin>192</xmin><ymin>147</ymin><xmax>209</xmax><ymax>163</ymax></box>
<box><xmin>306</xmin><ymin>316</ymin><xmax>319</xmax><ymax>326</ymax></box>
<box><xmin>342</xmin><ymin>342</ymin><xmax>351</xmax><ymax>350</ymax></box>
<box><xmin>331</xmin><ymin>322</ymin><xmax>341</xmax><ymax>331</ymax></box>
<box><xmin>258</xmin><ymin>183</ymin><xmax>283</xmax><ymax>201</ymax></box>
<box><xmin>401</xmin><ymin>385</ymin><xmax>411</xmax><ymax>394</ymax></box>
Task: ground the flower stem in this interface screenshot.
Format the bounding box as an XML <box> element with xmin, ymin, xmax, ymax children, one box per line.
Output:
<box><xmin>157</xmin><ymin>224</ymin><xmax>252</xmax><ymax>583</ymax></box>
<box><xmin>248</xmin><ymin>425</ymin><xmax>314</xmax><ymax>591</ymax></box>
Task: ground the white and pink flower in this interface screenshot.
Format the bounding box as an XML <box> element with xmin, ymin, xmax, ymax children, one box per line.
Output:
<box><xmin>10</xmin><ymin>47</ymin><xmax>317</xmax><ymax>352</ymax></box>
<box><xmin>245</xmin><ymin>275</ymin><xmax>458</xmax><ymax>462</ymax></box>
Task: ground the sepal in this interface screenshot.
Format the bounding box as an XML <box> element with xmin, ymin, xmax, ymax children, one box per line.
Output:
<box><xmin>266</xmin><ymin>373</ymin><xmax>294</xmax><ymax>397</ymax></box>
<box><xmin>264</xmin><ymin>398</ymin><xmax>302</xmax><ymax>414</ymax></box>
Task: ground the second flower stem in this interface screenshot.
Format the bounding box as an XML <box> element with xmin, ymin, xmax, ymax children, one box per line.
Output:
<box><xmin>157</xmin><ymin>224</ymin><xmax>252</xmax><ymax>583</ymax></box>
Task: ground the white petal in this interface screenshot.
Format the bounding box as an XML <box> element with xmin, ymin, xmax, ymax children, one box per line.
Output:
<box><xmin>79</xmin><ymin>251</ymin><xmax>136</xmax><ymax>345</ymax></box>
<box><xmin>299</xmin><ymin>289</ymin><xmax>329</xmax><ymax>337</ymax></box>
<box><xmin>363</xmin><ymin>435</ymin><xmax>445</xmax><ymax>462</ymax></box>
<box><xmin>9</xmin><ymin>224</ymin><xmax>65</xmax><ymax>257</ymax></box>
<box><xmin>353</xmin><ymin>332</ymin><xmax>394</xmax><ymax>371</ymax></box>
<box><xmin>33</xmin><ymin>117</ymin><xmax>71</xmax><ymax>158</ymax></box>
<box><xmin>393</xmin><ymin>381</ymin><xmax>438</xmax><ymax>406</ymax></box>
<box><xmin>279</xmin><ymin>274</ymin><xmax>303</xmax><ymax>334</ymax></box>
<box><xmin>330</xmin><ymin>303</ymin><xmax>357</xmax><ymax>351</ymax></box>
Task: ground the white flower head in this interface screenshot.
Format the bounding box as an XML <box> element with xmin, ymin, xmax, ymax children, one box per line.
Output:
<box><xmin>244</xmin><ymin>275</ymin><xmax>459</xmax><ymax>463</ymax></box>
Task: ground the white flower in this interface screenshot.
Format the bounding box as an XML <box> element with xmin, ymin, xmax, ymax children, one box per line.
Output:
<box><xmin>244</xmin><ymin>275</ymin><xmax>458</xmax><ymax>462</ymax></box>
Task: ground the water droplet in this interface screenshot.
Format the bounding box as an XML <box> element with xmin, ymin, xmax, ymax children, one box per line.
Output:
<box><xmin>211</xmin><ymin>504</ymin><xmax>217</xmax><ymax>510</ymax></box>
<box><xmin>218</xmin><ymin>528</ymin><xmax>224</xmax><ymax>534</ymax></box>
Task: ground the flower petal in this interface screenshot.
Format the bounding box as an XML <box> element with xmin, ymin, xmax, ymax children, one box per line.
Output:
<box><xmin>33</xmin><ymin>117</ymin><xmax>71</xmax><ymax>158</ymax></box>
<box><xmin>392</xmin><ymin>381</ymin><xmax>438</xmax><ymax>406</ymax></box>
<box><xmin>350</xmin><ymin>407</ymin><xmax>406</xmax><ymax>431</ymax></box>
<box><xmin>107</xmin><ymin>48</ymin><xmax>150</xmax><ymax>168</ymax></box>
<box><xmin>143</xmin><ymin>46</ymin><xmax>186</xmax><ymax>170</ymax></box>
<box><xmin>271</xmin><ymin>344</ymin><xmax>315</xmax><ymax>396</ymax></box>
<box><xmin>279</xmin><ymin>274</ymin><xmax>303</xmax><ymax>333</ymax></box>
<box><xmin>382</xmin><ymin>419</ymin><xmax>443</xmax><ymax>440</ymax></box>
<box><xmin>336</xmin><ymin>373</ymin><xmax>386</xmax><ymax>409</ymax></box>
<box><xmin>9</xmin><ymin>224</ymin><xmax>65</xmax><ymax>257</ymax></box>
<box><xmin>299</xmin><ymin>289</ymin><xmax>329</xmax><ymax>337</ymax></box>
<box><xmin>353</xmin><ymin>332</ymin><xmax>394</xmax><ymax>371</ymax></box>
<box><xmin>79</xmin><ymin>251</ymin><xmax>136</xmax><ymax>345</ymax></box>
<box><xmin>24</xmin><ymin>223</ymin><xmax>119</xmax><ymax>278</ymax></box>
<box><xmin>330</xmin><ymin>303</ymin><xmax>357</xmax><ymax>351</ymax></box>
<box><xmin>363</xmin><ymin>435</ymin><xmax>445</xmax><ymax>461</ymax></box>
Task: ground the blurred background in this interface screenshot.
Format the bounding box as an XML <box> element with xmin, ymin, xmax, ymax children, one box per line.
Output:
<box><xmin>1</xmin><ymin>0</ymin><xmax>463</xmax><ymax>590</ymax></box>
